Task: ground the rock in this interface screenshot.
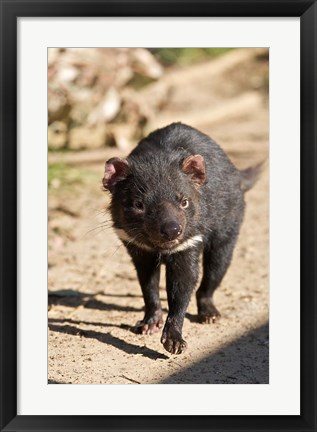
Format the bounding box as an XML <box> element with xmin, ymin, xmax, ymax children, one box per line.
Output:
<box><xmin>131</xmin><ymin>48</ymin><xmax>163</xmax><ymax>79</ymax></box>
<box><xmin>48</xmin><ymin>48</ymin><xmax>61</xmax><ymax>66</ymax></box>
<box><xmin>48</xmin><ymin>121</ymin><xmax>68</xmax><ymax>149</ymax></box>
<box><xmin>115</xmin><ymin>67</ymin><xmax>134</xmax><ymax>87</ymax></box>
<box><xmin>68</xmin><ymin>124</ymin><xmax>107</xmax><ymax>150</ymax></box>
<box><xmin>108</xmin><ymin>124</ymin><xmax>135</xmax><ymax>152</ymax></box>
<box><xmin>88</xmin><ymin>87</ymin><xmax>121</xmax><ymax>125</ymax></box>
<box><xmin>48</xmin><ymin>87</ymin><xmax>71</xmax><ymax>124</ymax></box>
<box><xmin>70</xmin><ymin>101</ymin><xmax>93</xmax><ymax>125</ymax></box>
<box><xmin>100</xmin><ymin>87</ymin><xmax>121</xmax><ymax>122</ymax></box>
<box><xmin>47</xmin><ymin>48</ymin><xmax>168</xmax><ymax>150</ymax></box>
<box><xmin>57</xmin><ymin>66</ymin><xmax>79</xmax><ymax>83</ymax></box>
<box><xmin>76</xmin><ymin>66</ymin><xmax>98</xmax><ymax>88</ymax></box>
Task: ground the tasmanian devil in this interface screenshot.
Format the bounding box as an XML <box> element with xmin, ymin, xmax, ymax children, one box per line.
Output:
<box><xmin>102</xmin><ymin>122</ymin><xmax>261</xmax><ymax>355</ymax></box>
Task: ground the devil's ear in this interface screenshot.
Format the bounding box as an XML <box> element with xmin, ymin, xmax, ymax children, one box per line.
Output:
<box><xmin>182</xmin><ymin>154</ymin><xmax>206</xmax><ymax>185</ymax></box>
<box><xmin>102</xmin><ymin>157</ymin><xmax>129</xmax><ymax>192</ymax></box>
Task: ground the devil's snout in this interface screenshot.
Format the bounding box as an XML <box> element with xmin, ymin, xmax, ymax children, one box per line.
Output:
<box><xmin>160</xmin><ymin>221</ymin><xmax>183</xmax><ymax>241</ymax></box>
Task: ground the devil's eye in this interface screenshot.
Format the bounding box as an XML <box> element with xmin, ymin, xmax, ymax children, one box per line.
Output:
<box><xmin>134</xmin><ymin>200</ymin><xmax>144</xmax><ymax>211</ymax></box>
<box><xmin>180</xmin><ymin>198</ymin><xmax>189</xmax><ymax>209</ymax></box>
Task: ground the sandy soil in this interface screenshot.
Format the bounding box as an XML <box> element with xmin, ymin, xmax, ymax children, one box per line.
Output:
<box><xmin>48</xmin><ymin>49</ymin><xmax>269</xmax><ymax>384</ymax></box>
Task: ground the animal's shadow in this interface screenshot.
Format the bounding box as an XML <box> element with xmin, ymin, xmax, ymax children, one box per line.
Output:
<box><xmin>48</xmin><ymin>289</ymin><xmax>168</xmax><ymax>360</ymax></box>
<box><xmin>48</xmin><ymin>289</ymin><xmax>198</xmax><ymax>363</ymax></box>
<box><xmin>48</xmin><ymin>318</ymin><xmax>168</xmax><ymax>360</ymax></box>
<box><xmin>48</xmin><ymin>289</ymin><xmax>143</xmax><ymax>313</ymax></box>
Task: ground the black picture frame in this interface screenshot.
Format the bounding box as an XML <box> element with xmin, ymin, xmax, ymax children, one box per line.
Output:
<box><xmin>1</xmin><ymin>1</ymin><xmax>316</xmax><ymax>431</ymax></box>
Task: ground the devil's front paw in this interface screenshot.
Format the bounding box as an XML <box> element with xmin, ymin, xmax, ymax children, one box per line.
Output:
<box><xmin>134</xmin><ymin>310</ymin><xmax>163</xmax><ymax>335</ymax></box>
<box><xmin>197</xmin><ymin>297</ymin><xmax>221</xmax><ymax>324</ymax></box>
<box><xmin>161</xmin><ymin>328</ymin><xmax>187</xmax><ymax>355</ymax></box>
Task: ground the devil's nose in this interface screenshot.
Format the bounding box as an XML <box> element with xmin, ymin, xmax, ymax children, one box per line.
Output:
<box><xmin>160</xmin><ymin>221</ymin><xmax>182</xmax><ymax>240</ymax></box>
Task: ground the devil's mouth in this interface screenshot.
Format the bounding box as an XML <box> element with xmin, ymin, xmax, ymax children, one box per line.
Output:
<box><xmin>155</xmin><ymin>239</ymin><xmax>180</xmax><ymax>250</ymax></box>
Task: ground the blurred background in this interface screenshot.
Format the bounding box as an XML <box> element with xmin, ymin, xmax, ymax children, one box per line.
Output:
<box><xmin>48</xmin><ymin>48</ymin><xmax>269</xmax><ymax>385</ymax></box>
<box><xmin>48</xmin><ymin>47</ymin><xmax>268</xmax><ymax>158</ymax></box>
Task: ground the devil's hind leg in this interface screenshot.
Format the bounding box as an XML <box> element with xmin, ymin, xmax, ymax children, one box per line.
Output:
<box><xmin>196</xmin><ymin>234</ymin><xmax>238</xmax><ymax>323</ymax></box>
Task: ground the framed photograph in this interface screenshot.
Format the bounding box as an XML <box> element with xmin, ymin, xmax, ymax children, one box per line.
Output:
<box><xmin>0</xmin><ymin>1</ymin><xmax>316</xmax><ymax>431</ymax></box>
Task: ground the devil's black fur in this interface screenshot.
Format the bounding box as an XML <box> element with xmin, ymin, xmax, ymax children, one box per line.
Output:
<box><xmin>103</xmin><ymin>123</ymin><xmax>261</xmax><ymax>355</ymax></box>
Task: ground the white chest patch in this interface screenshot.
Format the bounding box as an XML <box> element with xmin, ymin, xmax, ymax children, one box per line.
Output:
<box><xmin>169</xmin><ymin>235</ymin><xmax>203</xmax><ymax>253</ymax></box>
<box><xmin>114</xmin><ymin>228</ymin><xmax>203</xmax><ymax>254</ymax></box>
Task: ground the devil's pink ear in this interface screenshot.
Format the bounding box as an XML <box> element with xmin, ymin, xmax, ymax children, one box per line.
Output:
<box><xmin>102</xmin><ymin>157</ymin><xmax>129</xmax><ymax>192</ymax></box>
<box><xmin>182</xmin><ymin>154</ymin><xmax>206</xmax><ymax>185</ymax></box>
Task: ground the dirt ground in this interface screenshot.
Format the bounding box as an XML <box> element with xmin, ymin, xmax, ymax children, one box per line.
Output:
<box><xmin>48</xmin><ymin>49</ymin><xmax>269</xmax><ymax>384</ymax></box>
